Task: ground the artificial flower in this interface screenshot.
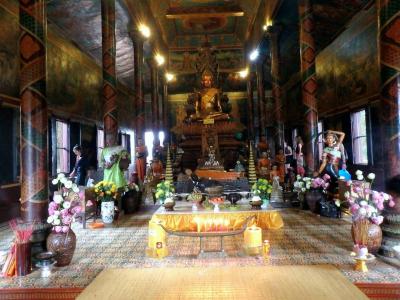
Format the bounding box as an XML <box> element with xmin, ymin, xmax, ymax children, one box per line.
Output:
<box><xmin>367</xmin><ymin>173</ymin><xmax>375</xmax><ymax>180</ymax></box>
<box><xmin>54</xmin><ymin>194</ymin><xmax>63</xmax><ymax>204</ymax></box>
<box><xmin>47</xmin><ymin>173</ymin><xmax>84</xmax><ymax>232</ymax></box>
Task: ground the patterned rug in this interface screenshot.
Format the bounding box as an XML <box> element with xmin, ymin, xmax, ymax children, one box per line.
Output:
<box><xmin>1</xmin><ymin>206</ymin><xmax>399</xmax><ymax>290</ymax></box>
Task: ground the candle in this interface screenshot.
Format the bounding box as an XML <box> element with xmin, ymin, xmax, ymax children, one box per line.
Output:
<box><xmin>263</xmin><ymin>240</ymin><xmax>270</xmax><ymax>256</ymax></box>
<box><xmin>244</xmin><ymin>226</ymin><xmax>262</xmax><ymax>248</ymax></box>
<box><xmin>224</xmin><ymin>219</ymin><xmax>229</xmax><ymax>231</ymax></box>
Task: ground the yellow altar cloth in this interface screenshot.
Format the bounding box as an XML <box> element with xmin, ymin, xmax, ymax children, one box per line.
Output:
<box><xmin>150</xmin><ymin>206</ymin><xmax>284</xmax><ymax>232</ymax></box>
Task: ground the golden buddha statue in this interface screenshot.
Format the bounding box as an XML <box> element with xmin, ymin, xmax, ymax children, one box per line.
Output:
<box><xmin>185</xmin><ymin>38</ymin><xmax>231</xmax><ymax>122</ymax></box>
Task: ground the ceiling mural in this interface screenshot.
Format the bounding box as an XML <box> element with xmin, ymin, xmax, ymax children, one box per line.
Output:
<box><xmin>148</xmin><ymin>0</ymin><xmax>261</xmax><ymax>49</ymax></box>
<box><xmin>169</xmin><ymin>48</ymin><xmax>244</xmax><ymax>74</ymax></box>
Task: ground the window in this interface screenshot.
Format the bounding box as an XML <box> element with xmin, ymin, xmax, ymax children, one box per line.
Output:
<box><xmin>145</xmin><ymin>131</ymin><xmax>154</xmax><ymax>163</ymax></box>
<box><xmin>351</xmin><ymin>110</ymin><xmax>368</xmax><ymax>165</ymax></box>
<box><xmin>292</xmin><ymin>128</ymin><xmax>298</xmax><ymax>152</ymax></box>
<box><xmin>0</xmin><ymin>106</ymin><xmax>20</xmax><ymax>183</ymax></box>
<box><xmin>318</xmin><ymin>121</ymin><xmax>324</xmax><ymax>160</ymax></box>
<box><xmin>56</xmin><ymin>120</ymin><xmax>70</xmax><ymax>173</ymax></box>
<box><xmin>159</xmin><ymin>131</ymin><xmax>165</xmax><ymax>147</ymax></box>
<box><xmin>97</xmin><ymin>128</ymin><xmax>104</xmax><ymax>165</ymax></box>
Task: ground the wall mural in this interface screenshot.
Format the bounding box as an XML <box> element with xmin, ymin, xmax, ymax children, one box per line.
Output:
<box><xmin>47</xmin><ymin>39</ymin><xmax>103</xmax><ymax>122</ymax></box>
<box><xmin>117</xmin><ymin>87</ymin><xmax>135</xmax><ymax>131</ymax></box>
<box><xmin>169</xmin><ymin>48</ymin><xmax>244</xmax><ymax>74</ymax></box>
<box><xmin>0</xmin><ymin>5</ymin><xmax>19</xmax><ymax>98</ymax></box>
<box><xmin>316</xmin><ymin>6</ymin><xmax>378</xmax><ymax>114</ymax></box>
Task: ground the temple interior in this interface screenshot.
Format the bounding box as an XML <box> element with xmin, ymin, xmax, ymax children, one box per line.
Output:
<box><xmin>0</xmin><ymin>0</ymin><xmax>400</xmax><ymax>299</ymax></box>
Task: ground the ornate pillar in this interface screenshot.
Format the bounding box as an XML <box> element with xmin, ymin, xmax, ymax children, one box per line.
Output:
<box><xmin>267</xmin><ymin>26</ymin><xmax>284</xmax><ymax>149</ymax></box>
<box><xmin>378</xmin><ymin>0</ymin><xmax>400</xmax><ymax>178</ymax></box>
<box><xmin>247</xmin><ymin>72</ymin><xmax>255</xmax><ymax>139</ymax></box>
<box><xmin>101</xmin><ymin>0</ymin><xmax>118</xmax><ymax>146</ymax></box>
<box><xmin>149</xmin><ymin>58</ymin><xmax>159</xmax><ymax>140</ymax></box>
<box><xmin>19</xmin><ymin>0</ymin><xmax>48</xmax><ymax>222</ymax></box>
<box><xmin>299</xmin><ymin>0</ymin><xmax>318</xmax><ymax>174</ymax></box>
<box><xmin>162</xmin><ymin>78</ymin><xmax>169</xmax><ymax>140</ymax></box>
<box><xmin>256</xmin><ymin>64</ymin><xmax>266</xmax><ymax>136</ymax></box>
<box><xmin>132</xmin><ymin>30</ymin><xmax>145</xmax><ymax>141</ymax></box>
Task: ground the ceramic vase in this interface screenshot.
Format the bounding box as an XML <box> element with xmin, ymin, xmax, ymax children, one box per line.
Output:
<box><xmin>46</xmin><ymin>229</ymin><xmax>76</xmax><ymax>267</ymax></box>
<box><xmin>305</xmin><ymin>189</ymin><xmax>324</xmax><ymax>213</ymax></box>
<box><xmin>261</xmin><ymin>198</ymin><xmax>269</xmax><ymax>209</ymax></box>
<box><xmin>101</xmin><ymin>201</ymin><xmax>115</xmax><ymax>224</ymax></box>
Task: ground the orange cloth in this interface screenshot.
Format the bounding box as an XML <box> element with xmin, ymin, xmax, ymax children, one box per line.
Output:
<box><xmin>150</xmin><ymin>210</ymin><xmax>284</xmax><ymax>232</ymax></box>
<box><xmin>135</xmin><ymin>145</ymin><xmax>147</xmax><ymax>182</ymax></box>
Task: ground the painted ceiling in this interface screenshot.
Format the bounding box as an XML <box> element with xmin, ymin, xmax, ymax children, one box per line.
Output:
<box><xmin>148</xmin><ymin>0</ymin><xmax>262</xmax><ymax>50</ymax></box>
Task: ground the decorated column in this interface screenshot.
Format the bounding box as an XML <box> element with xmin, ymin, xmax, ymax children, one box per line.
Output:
<box><xmin>247</xmin><ymin>72</ymin><xmax>255</xmax><ymax>139</ymax></box>
<box><xmin>162</xmin><ymin>78</ymin><xmax>169</xmax><ymax>140</ymax></box>
<box><xmin>19</xmin><ymin>0</ymin><xmax>48</xmax><ymax>222</ymax></box>
<box><xmin>267</xmin><ymin>26</ymin><xmax>284</xmax><ymax>150</ymax></box>
<box><xmin>149</xmin><ymin>58</ymin><xmax>159</xmax><ymax>140</ymax></box>
<box><xmin>101</xmin><ymin>0</ymin><xmax>118</xmax><ymax>146</ymax></box>
<box><xmin>132</xmin><ymin>30</ymin><xmax>145</xmax><ymax>141</ymax></box>
<box><xmin>378</xmin><ymin>0</ymin><xmax>400</xmax><ymax>178</ymax></box>
<box><xmin>256</xmin><ymin>64</ymin><xmax>266</xmax><ymax>136</ymax></box>
<box><xmin>299</xmin><ymin>0</ymin><xmax>318</xmax><ymax>175</ymax></box>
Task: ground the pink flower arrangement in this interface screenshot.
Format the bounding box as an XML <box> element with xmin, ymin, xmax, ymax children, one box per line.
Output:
<box><xmin>47</xmin><ymin>174</ymin><xmax>83</xmax><ymax>233</ymax></box>
<box><xmin>311</xmin><ymin>174</ymin><xmax>331</xmax><ymax>192</ymax></box>
<box><xmin>345</xmin><ymin>171</ymin><xmax>394</xmax><ymax>225</ymax></box>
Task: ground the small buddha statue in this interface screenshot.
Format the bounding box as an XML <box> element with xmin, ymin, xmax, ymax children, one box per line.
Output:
<box><xmin>257</xmin><ymin>152</ymin><xmax>270</xmax><ymax>178</ymax></box>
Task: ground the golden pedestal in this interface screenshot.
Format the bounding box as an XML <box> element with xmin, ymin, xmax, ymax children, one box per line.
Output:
<box><xmin>354</xmin><ymin>258</ymin><xmax>368</xmax><ymax>272</ymax></box>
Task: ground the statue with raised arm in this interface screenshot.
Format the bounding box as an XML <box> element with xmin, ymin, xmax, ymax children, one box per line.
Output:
<box><xmin>315</xmin><ymin>130</ymin><xmax>346</xmax><ymax>184</ymax></box>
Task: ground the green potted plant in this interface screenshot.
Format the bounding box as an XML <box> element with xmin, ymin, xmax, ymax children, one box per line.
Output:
<box><xmin>94</xmin><ymin>181</ymin><xmax>118</xmax><ymax>223</ymax></box>
<box><xmin>155</xmin><ymin>180</ymin><xmax>175</xmax><ymax>211</ymax></box>
<box><xmin>122</xmin><ymin>182</ymin><xmax>140</xmax><ymax>214</ymax></box>
<box><xmin>251</xmin><ymin>179</ymin><xmax>272</xmax><ymax>209</ymax></box>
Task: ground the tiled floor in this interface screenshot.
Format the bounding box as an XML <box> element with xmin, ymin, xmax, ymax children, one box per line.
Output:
<box><xmin>1</xmin><ymin>206</ymin><xmax>399</xmax><ymax>289</ymax></box>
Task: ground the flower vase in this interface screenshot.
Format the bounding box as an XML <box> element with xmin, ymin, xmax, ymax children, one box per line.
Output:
<box><xmin>101</xmin><ymin>201</ymin><xmax>115</xmax><ymax>224</ymax></box>
<box><xmin>305</xmin><ymin>189</ymin><xmax>323</xmax><ymax>213</ymax></box>
<box><xmin>351</xmin><ymin>221</ymin><xmax>382</xmax><ymax>254</ymax></box>
<box><xmin>46</xmin><ymin>229</ymin><xmax>76</xmax><ymax>267</ymax></box>
<box><xmin>214</xmin><ymin>203</ymin><xmax>220</xmax><ymax>212</ymax></box>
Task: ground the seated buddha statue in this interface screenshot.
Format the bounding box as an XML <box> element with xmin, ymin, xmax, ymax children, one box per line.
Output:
<box><xmin>186</xmin><ymin>70</ymin><xmax>230</xmax><ymax>121</ymax></box>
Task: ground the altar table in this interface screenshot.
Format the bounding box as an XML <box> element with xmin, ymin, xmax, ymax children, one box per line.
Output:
<box><xmin>150</xmin><ymin>204</ymin><xmax>284</xmax><ymax>232</ymax></box>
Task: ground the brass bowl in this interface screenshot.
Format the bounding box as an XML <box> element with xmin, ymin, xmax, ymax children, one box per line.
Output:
<box><xmin>163</xmin><ymin>201</ymin><xmax>175</xmax><ymax>211</ymax></box>
<box><xmin>250</xmin><ymin>199</ymin><xmax>262</xmax><ymax>210</ymax></box>
<box><xmin>205</xmin><ymin>186</ymin><xmax>224</xmax><ymax>196</ymax></box>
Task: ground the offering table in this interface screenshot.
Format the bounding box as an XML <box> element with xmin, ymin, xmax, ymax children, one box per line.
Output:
<box><xmin>146</xmin><ymin>202</ymin><xmax>283</xmax><ymax>257</ymax></box>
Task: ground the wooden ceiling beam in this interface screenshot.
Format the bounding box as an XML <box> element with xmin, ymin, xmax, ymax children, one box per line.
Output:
<box><xmin>166</xmin><ymin>6</ymin><xmax>244</xmax><ymax>19</ymax></box>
